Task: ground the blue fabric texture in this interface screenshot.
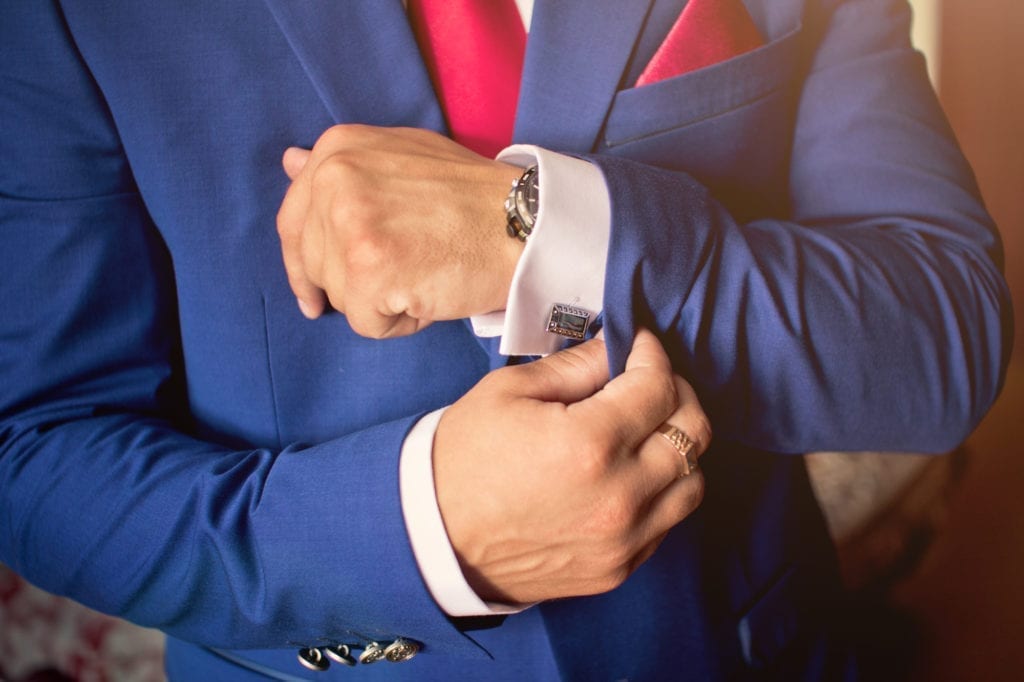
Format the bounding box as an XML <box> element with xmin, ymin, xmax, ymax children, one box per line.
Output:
<box><xmin>0</xmin><ymin>0</ymin><xmax>1010</xmax><ymax>679</ymax></box>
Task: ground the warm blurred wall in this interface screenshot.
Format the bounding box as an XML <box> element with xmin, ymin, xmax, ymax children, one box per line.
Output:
<box><xmin>940</xmin><ymin>1</ymin><xmax>1024</xmax><ymax>359</ymax></box>
<box><xmin>893</xmin><ymin>1</ymin><xmax>1024</xmax><ymax>680</ymax></box>
<box><xmin>908</xmin><ymin>0</ymin><xmax>941</xmax><ymax>86</ymax></box>
<box><xmin>905</xmin><ymin>0</ymin><xmax>1022</xmax><ymax>339</ymax></box>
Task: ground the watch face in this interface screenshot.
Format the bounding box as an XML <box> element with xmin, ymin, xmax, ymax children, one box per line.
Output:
<box><xmin>516</xmin><ymin>168</ymin><xmax>540</xmax><ymax>223</ymax></box>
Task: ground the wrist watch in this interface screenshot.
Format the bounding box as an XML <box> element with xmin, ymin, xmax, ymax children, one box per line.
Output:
<box><xmin>504</xmin><ymin>165</ymin><xmax>539</xmax><ymax>241</ymax></box>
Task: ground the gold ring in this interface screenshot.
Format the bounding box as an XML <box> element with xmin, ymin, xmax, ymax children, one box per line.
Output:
<box><xmin>656</xmin><ymin>423</ymin><xmax>698</xmax><ymax>477</ymax></box>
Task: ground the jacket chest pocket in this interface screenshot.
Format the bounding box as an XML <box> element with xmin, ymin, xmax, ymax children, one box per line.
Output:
<box><xmin>601</xmin><ymin>21</ymin><xmax>806</xmax><ymax>221</ymax></box>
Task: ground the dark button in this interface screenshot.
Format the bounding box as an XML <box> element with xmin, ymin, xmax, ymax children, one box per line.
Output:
<box><xmin>384</xmin><ymin>638</ymin><xmax>421</xmax><ymax>663</ymax></box>
<box><xmin>359</xmin><ymin>641</ymin><xmax>386</xmax><ymax>665</ymax></box>
<box><xmin>296</xmin><ymin>647</ymin><xmax>329</xmax><ymax>672</ymax></box>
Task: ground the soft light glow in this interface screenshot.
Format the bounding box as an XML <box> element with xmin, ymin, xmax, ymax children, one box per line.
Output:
<box><xmin>908</xmin><ymin>0</ymin><xmax>941</xmax><ymax>88</ymax></box>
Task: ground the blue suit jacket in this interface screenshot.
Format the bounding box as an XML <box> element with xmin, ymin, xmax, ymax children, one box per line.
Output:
<box><xmin>0</xmin><ymin>0</ymin><xmax>1010</xmax><ymax>680</ymax></box>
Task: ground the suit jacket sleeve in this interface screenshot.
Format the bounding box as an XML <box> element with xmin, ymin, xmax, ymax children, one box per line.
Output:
<box><xmin>0</xmin><ymin>2</ymin><xmax>476</xmax><ymax>655</ymax></box>
<box><xmin>593</xmin><ymin>0</ymin><xmax>1011</xmax><ymax>455</ymax></box>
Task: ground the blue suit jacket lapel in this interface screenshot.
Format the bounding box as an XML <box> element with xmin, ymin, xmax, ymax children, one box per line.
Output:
<box><xmin>262</xmin><ymin>0</ymin><xmax>686</xmax><ymax>154</ymax></box>
<box><xmin>261</xmin><ymin>0</ymin><xmax>446</xmax><ymax>131</ymax></box>
<box><xmin>515</xmin><ymin>0</ymin><xmax>658</xmax><ymax>153</ymax></box>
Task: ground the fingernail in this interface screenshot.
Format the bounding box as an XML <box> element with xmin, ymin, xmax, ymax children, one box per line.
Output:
<box><xmin>297</xmin><ymin>298</ymin><xmax>317</xmax><ymax>319</ymax></box>
<box><xmin>283</xmin><ymin>146</ymin><xmax>310</xmax><ymax>167</ymax></box>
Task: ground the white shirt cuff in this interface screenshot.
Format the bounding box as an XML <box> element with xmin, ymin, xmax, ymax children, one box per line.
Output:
<box><xmin>468</xmin><ymin>146</ymin><xmax>611</xmax><ymax>356</ymax></box>
<box><xmin>399</xmin><ymin>408</ymin><xmax>530</xmax><ymax>617</ymax></box>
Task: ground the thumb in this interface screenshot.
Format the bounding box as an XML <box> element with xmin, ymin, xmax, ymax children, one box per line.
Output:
<box><xmin>575</xmin><ymin>328</ymin><xmax>676</xmax><ymax>446</ymax></box>
<box><xmin>508</xmin><ymin>338</ymin><xmax>610</xmax><ymax>404</ymax></box>
<box><xmin>621</xmin><ymin>327</ymin><xmax>672</xmax><ymax>375</ymax></box>
<box><xmin>281</xmin><ymin>146</ymin><xmax>311</xmax><ymax>180</ymax></box>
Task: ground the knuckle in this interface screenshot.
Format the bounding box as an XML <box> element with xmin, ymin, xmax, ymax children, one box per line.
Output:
<box><xmin>655</xmin><ymin>370</ymin><xmax>679</xmax><ymax>409</ymax></box>
<box><xmin>684</xmin><ymin>473</ymin><xmax>706</xmax><ymax>511</ymax></box>
<box><xmin>385</xmin><ymin>290</ymin><xmax>414</xmax><ymax>317</ymax></box>
<box><xmin>596</xmin><ymin>564</ymin><xmax>632</xmax><ymax>594</ymax></box>
<box><xmin>275</xmin><ymin>205</ymin><xmax>294</xmax><ymax>238</ymax></box>
<box><xmin>318</xmin><ymin>124</ymin><xmax>354</xmax><ymax>149</ymax></box>
<box><xmin>322</xmin><ymin>286</ymin><xmax>343</xmax><ymax>313</ymax></box>
<box><xmin>312</xmin><ymin>154</ymin><xmax>358</xmax><ymax>195</ymax></box>
<box><xmin>345</xmin><ymin>310</ymin><xmax>385</xmax><ymax>339</ymax></box>
<box><xmin>607</xmin><ymin>537</ymin><xmax>638</xmax><ymax>573</ymax></box>
<box><xmin>626</xmin><ymin>541</ymin><xmax>660</xmax><ymax>577</ymax></box>
<box><xmin>276</xmin><ymin>204</ymin><xmax>305</xmax><ymax>245</ymax></box>
<box><xmin>573</xmin><ymin>432</ymin><xmax>614</xmax><ymax>484</ymax></box>
<box><xmin>344</xmin><ymin>228</ymin><xmax>385</xmax><ymax>271</ymax></box>
<box><xmin>591</xmin><ymin>488</ymin><xmax>638</xmax><ymax>539</ymax></box>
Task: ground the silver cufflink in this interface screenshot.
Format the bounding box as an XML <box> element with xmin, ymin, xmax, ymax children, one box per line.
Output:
<box><xmin>384</xmin><ymin>638</ymin><xmax>421</xmax><ymax>663</ymax></box>
<box><xmin>297</xmin><ymin>637</ymin><xmax>420</xmax><ymax>671</ymax></box>
<box><xmin>547</xmin><ymin>303</ymin><xmax>591</xmax><ymax>340</ymax></box>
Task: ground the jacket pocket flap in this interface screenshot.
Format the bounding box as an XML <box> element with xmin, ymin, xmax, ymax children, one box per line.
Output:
<box><xmin>604</xmin><ymin>21</ymin><xmax>803</xmax><ymax>147</ymax></box>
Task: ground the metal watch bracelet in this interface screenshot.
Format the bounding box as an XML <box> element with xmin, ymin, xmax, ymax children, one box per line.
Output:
<box><xmin>504</xmin><ymin>165</ymin><xmax>539</xmax><ymax>242</ymax></box>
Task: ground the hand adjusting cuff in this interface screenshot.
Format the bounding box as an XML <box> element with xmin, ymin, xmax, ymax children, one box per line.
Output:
<box><xmin>504</xmin><ymin>165</ymin><xmax>539</xmax><ymax>241</ymax></box>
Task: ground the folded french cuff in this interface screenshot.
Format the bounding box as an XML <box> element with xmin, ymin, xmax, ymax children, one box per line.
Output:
<box><xmin>474</xmin><ymin>145</ymin><xmax>610</xmax><ymax>356</ymax></box>
<box><xmin>400</xmin><ymin>408</ymin><xmax>533</xmax><ymax>617</ymax></box>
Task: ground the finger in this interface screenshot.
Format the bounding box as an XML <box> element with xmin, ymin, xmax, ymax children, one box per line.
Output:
<box><xmin>343</xmin><ymin>308</ymin><xmax>427</xmax><ymax>340</ymax></box>
<box><xmin>505</xmin><ymin>337</ymin><xmax>610</xmax><ymax>404</ymax></box>
<box><xmin>623</xmin><ymin>327</ymin><xmax>673</xmax><ymax>375</ymax></box>
<box><xmin>574</xmin><ymin>329</ymin><xmax>677</xmax><ymax>447</ymax></box>
<box><xmin>603</xmin><ymin>374</ymin><xmax>711</xmax><ymax>526</ymax></box>
<box><xmin>635</xmin><ymin>467</ymin><xmax>706</xmax><ymax>544</ymax></box>
<box><xmin>667</xmin><ymin>376</ymin><xmax>712</xmax><ymax>459</ymax></box>
<box><xmin>277</xmin><ymin>150</ymin><xmax>329</xmax><ymax>318</ymax></box>
<box><xmin>323</xmin><ymin>124</ymin><xmax>483</xmax><ymax>161</ymax></box>
<box><xmin>635</xmin><ymin>374</ymin><xmax>713</xmax><ymax>485</ymax></box>
<box><xmin>282</xmin><ymin>146</ymin><xmax>311</xmax><ymax>180</ymax></box>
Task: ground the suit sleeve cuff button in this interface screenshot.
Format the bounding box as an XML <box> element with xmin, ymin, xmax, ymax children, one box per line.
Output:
<box><xmin>384</xmin><ymin>638</ymin><xmax>421</xmax><ymax>662</ymax></box>
<box><xmin>296</xmin><ymin>647</ymin><xmax>330</xmax><ymax>671</ymax></box>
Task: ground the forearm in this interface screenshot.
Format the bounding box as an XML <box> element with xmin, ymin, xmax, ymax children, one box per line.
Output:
<box><xmin>596</xmin><ymin>153</ymin><xmax>1008</xmax><ymax>453</ymax></box>
<box><xmin>1</xmin><ymin>392</ymin><xmax>474</xmax><ymax>650</ymax></box>
<box><xmin>500</xmin><ymin>0</ymin><xmax>1011</xmax><ymax>453</ymax></box>
<box><xmin>485</xmin><ymin>146</ymin><xmax>610</xmax><ymax>356</ymax></box>
<box><xmin>0</xmin><ymin>177</ymin><xmax>465</xmax><ymax>655</ymax></box>
<box><xmin>588</xmin><ymin>0</ymin><xmax>1011</xmax><ymax>453</ymax></box>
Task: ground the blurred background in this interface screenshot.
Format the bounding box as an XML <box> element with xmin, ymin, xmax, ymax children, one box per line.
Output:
<box><xmin>888</xmin><ymin>0</ymin><xmax>1024</xmax><ymax>680</ymax></box>
<box><xmin>1</xmin><ymin>1</ymin><xmax>1021</xmax><ymax>680</ymax></box>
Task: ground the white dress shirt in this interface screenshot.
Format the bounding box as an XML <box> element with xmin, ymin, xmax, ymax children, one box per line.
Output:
<box><xmin>398</xmin><ymin>0</ymin><xmax>614</xmax><ymax>617</ymax></box>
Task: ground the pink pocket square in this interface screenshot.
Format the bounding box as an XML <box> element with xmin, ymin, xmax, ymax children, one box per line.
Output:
<box><xmin>635</xmin><ymin>0</ymin><xmax>765</xmax><ymax>87</ymax></box>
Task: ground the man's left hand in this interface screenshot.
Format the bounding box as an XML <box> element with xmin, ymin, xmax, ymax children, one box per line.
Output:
<box><xmin>277</xmin><ymin>124</ymin><xmax>524</xmax><ymax>337</ymax></box>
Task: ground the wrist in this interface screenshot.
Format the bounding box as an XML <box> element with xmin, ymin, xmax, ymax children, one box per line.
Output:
<box><xmin>504</xmin><ymin>165</ymin><xmax>539</xmax><ymax>241</ymax></box>
<box><xmin>484</xmin><ymin>162</ymin><xmax>527</xmax><ymax>309</ymax></box>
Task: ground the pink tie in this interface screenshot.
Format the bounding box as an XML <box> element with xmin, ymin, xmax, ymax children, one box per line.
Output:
<box><xmin>409</xmin><ymin>0</ymin><xmax>527</xmax><ymax>157</ymax></box>
<box><xmin>636</xmin><ymin>0</ymin><xmax>764</xmax><ymax>87</ymax></box>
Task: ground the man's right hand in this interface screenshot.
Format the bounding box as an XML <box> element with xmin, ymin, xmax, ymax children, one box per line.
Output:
<box><xmin>433</xmin><ymin>329</ymin><xmax>711</xmax><ymax>606</ymax></box>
